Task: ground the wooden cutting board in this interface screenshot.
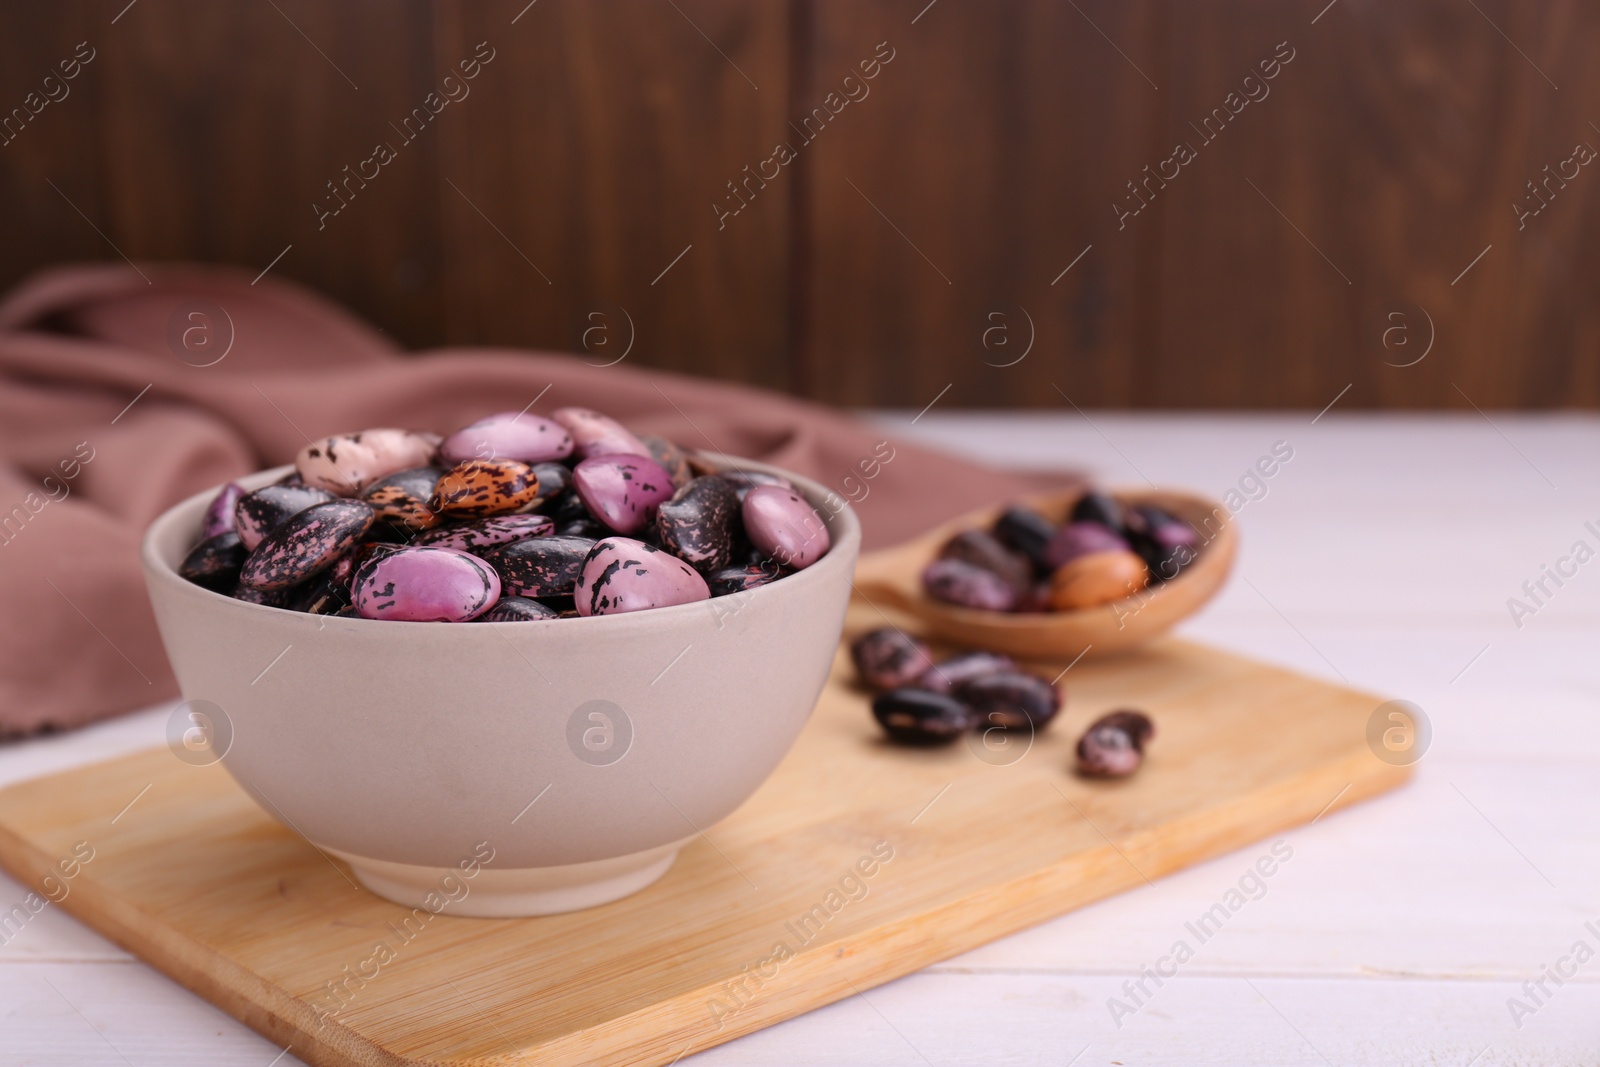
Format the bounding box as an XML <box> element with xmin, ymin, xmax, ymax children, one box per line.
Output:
<box><xmin>0</xmin><ymin>625</ymin><xmax>1409</xmax><ymax>1067</ymax></box>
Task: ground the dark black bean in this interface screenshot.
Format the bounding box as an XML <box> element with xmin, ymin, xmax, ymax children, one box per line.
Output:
<box><xmin>939</xmin><ymin>529</ymin><xmax>1033</xmax><ymax>591</ymax></box>
<box><xmin>634</xmin><ymin>515</ymin><xmax>666</xmax><ymax>549</ymax></box>
<box><xmin>1126</xmin><ymin>505</ymin><xmax>1199</xmax><ymax>550</ymax></box>
<box><xmin>733</xmin><ymin>538</ymin><xmax>772</xmax><ymax>566</ymax></box>
<box><xmin>656</xmin><ymin>475</ymin><xmax>739</xmax><ymax>571</ymax></box>
<box><xmin>548</xmin><ymin>490</ymin><xmax>589</xmax><ymax>525</ymax></box>
<box><xmin>231</xmin><ymin>583</ymin><xmax>292</xmax><ymax>608</ymax></box>
<box><xmin>287</xmin><ymin>572</ymin><xmax>355</xmax><ymax>615</ymax></box>
<box><xmin>915</xmin><ymin>650</ymin><xmax>1015</xmax><ymax>694</ymax></box>
<box><xmin>1070</xmin><ymin>490</ymin><xmax>1124</xmax><ymax>533</ymax></box>
<box><xmin>476</xmin><ymin>596</ymin><xmax>560</xmax><ymax>622</ymax></box>
<box><xmin>1075</xmin><ymin>709</ymin><xmax>1155</xmax><ymax>778</ymax></box>
<box><xmin>956</xmin><ymin>671</ymin><xmax>1062</xmax><ymax>731</ymax></box>
<box><xmin>179</xmin><ymin>531</ymin><xmax>247</xmax><ymax>591</ymax></box>
<box><xmin>706</xmin><ymin>560</ymin><xmax>790</xmax><ymax>596</ymax></box>
<box><xmin>363</xmin><ymin>518</ymin><xmax>417</xmax><ymax>543</ymax></box>
<box><xmin>850</xmin><ymin>628</ymin><xmax>934</xmax><ymax>689</ymax></box>
<box><xmin>1124</xmin><ymin>505</ymin><xmax>1201</xmax><ymax>584</ymax></box>
<box><xmin>871</xmin><ymin>688</ymin><xmax>975</xmax><ymax>745</ymax></box>
<box><xmin>922</xmin><ymin>558</ymin><xmax>1017</xmax><ymax>611</ymax></box>
<box><xmin>529</xmin><ymin>462</ymin><xmax>572</xmax><ymax>508</ymax></box>
<box><xmin>557</xmin><ymin>518</ymin><xmax>608</xmax><ymax>539</ymax></box>
<box><xmin>1132</xmin><ymin>538</ymin><xmax>1197</xmax><ymax>585</ymax></box>
<box><xmin>991</xmin><ymin>506</ymin><xmax>1057</xmax><ymax>569</ymax></box>
<box><xmin>234</xmin><ymin>484</ymin><xmax>338</xmax><ymax>550</ymax></box>
<box><xmin>484</xmin><ymin>535</ymin><xmax>597</xmax><ymax>598</ymax></box>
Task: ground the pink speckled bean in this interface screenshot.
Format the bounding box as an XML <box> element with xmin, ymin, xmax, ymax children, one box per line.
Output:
<box><xmin>551</xmin><ymin>407</ymin><xmax>650</xmax><ymax>460</ymax></box>
<box><xmin>438</xmin><ymin>412</ymin><xmax>574</xmax><ymax>465</ymax></box>
<box><xmin>295</xmin><ymin>428</ymin><xmax>441</xmax><ymax>496</ymax></box>
<box><xmin>352</xmin><ymin>546</ymin><xmax>501</xmax><ymax>623</ymax></box>
<box><xmin>741</xmin><ymin>485</ymin><xmax>830</xmax><ymax>570</ymax></box>
<box><xmin>571</xmin><ymin>454</ymin><xmax>674</xmax><ymax>535</ymax></box>
<box><xmin>575</xmin><ymin>537</ymin><xmax>710</xmax><ymax>616</ymax></box>
<box><xmin>239</xmin><ymin>500</ymin><xmax>374</xmax><ymax>591</ymax></box>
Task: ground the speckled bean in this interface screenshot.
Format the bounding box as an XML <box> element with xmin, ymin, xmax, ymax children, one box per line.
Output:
<box><xmin>438</xmin><ymin>412</ymin><xmax>574</xmax><ymax>465</ymax></box>
<box><xmin>296</xmin><ymin>428</ymin><xmax>441</xmax><ymax>496</ymax></box>
<box><xmin>742</xmin><ymin>485</ymin><xmax>829</xmax><ymax>570</ymax></box>
<box><xmin>239</xmin><ymin>500</ymin><xmax>375</xmax><ymax>591</ymax></box>
<box><xmin>574</xmin><ymin>537</ymin><xmax>711</xmax><ymax>616</ymax></box>
<box><xmin>432</xmin><ymin>459</ymin><xmax>542</xmax><ymax>519</ymax></box>
<box><xmin>1075</xmin><ymin>710</ymin><xmax>1155</xmax><ymax>778</ymax></box>
<box><xmin>352</xmin><ymin>546</ymin><xmax>501</xmax><ymax>622</ymax></box>
<box><xmin>871</xmin><ymin>689</ymin><xmax>974</xmax><ymax>745</ymax></box>
<box><xmin>200</xmin><ymin>482</ymin><xmax>245</xmax><ymax>540</ymax></box>
<box><xmin>655</xmin><ymin>475</ymin><xmax>739</xmax><ymax>570</ymax></box>
<box><xmin>483</xmin><ymin>535</ymin><xmax>597</xmax><ymax>598</ymax></box>
<box><xmin>234</xmin><ymin>484</ymin><xmax>338</xmax><ymax>550</ymax></box>
<box><xmin>922</xmin><ymin>558</ymin><xmax>1017</xmax><ymax>612</ymax></box>
<box><xmin>850</xmin><ymin>628</ymin><xmax>934</xmax><ymax>690</ymax></box>
<box><xmin>571</xmin><ymin>454</ymin><xmax>674</xmax><ymax>535</ymax></box>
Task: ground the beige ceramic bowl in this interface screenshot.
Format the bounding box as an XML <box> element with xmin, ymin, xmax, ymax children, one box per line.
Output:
<box><xmin>141</xmin><ymin>461</ymin><xmax>860</xmax><ymax>917</ymax></box>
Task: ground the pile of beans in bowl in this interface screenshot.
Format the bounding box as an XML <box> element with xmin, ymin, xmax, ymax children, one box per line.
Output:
<box><xmin>922</xmin><ymin>491</ymin><xmax>1201</xmax><ymax>613</ymax></box>
<box><xmin>178</xmin><ymin>409</ymin><xmax>830</xmax><ymax>621</ymax></box>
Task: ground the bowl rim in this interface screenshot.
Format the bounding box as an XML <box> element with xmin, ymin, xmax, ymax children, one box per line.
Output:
<box><xmin>141</xmin><ymin>455</ymin><xmax>862</xmax><ymax>636</ymax></box>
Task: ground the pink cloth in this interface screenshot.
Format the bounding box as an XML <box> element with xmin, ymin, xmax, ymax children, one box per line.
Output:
<box><xmin>0</xmin><ymin>264</ymin><xmax>1072</xmax><ymax>734</ymax></box>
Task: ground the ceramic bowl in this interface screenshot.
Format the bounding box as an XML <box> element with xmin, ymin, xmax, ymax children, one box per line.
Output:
<box><xmin>141</xmin><ymin>460</ymin><xmax>860</xmax><ymax>916</ymax></box>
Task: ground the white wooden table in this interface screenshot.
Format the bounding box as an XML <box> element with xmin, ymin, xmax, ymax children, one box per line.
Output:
<box><xmin>2</xmin><ymin>413</ymin><xmax>1594</xmax><ymax>1066</ymax></box>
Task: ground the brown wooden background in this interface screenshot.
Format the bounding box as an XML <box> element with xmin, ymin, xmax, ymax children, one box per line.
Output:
<box><xmin>1</xmin><ymin>0</ymin><xmax>1595</xmax><ymax>408</ymax></box>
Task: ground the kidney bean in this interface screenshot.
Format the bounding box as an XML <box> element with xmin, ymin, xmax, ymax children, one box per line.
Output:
<box><xmin>1042</xmin><ymin>521</ymin><xmax>1128</xmax><ymax>570</ymax></box>
<box><xmin>656</xmin><ymin>475</ymin><xmax>739</xmax><ymax>570</ymax></box>
<box><xmin>180</xmin><ymin>531</ymin><xmax>247</xmax><ymax>591</ymax></box>
<box><xmin>850</xmin><ymin>628</ymin><xmax>935</xmax><ymax>690</ymax></box>
<box><xmin>915</xmin><ymin>650</ymin><xmax>1015</xmax><ymax>694</ymax></box>
<box><xmin>956</xmin><ymin>671</ymin><xmax>1062</xmax><ymax>731</ymax></box>
<box><xmin>1070</xmin><ymin>490</ymin><xmax>1124</xmax><ymax>532</ymax></box>
<box><xmin>992</xmin><ymin>506</ymin><xmax>1057</xmax><ymax>570</ymax></box>
<box><xmin>1046</xmin><ymin>550</ymin><xmax>1148</xmax><ymax>611</ymax></box>
<box><xmin>484</xmin><ymin>535</ymin><xmax>597</xmax><ymax>599</ymax></box>
<box><xmin>1075</xmin><ymin>710</ymin><xmax>1155</xmax><ymax>777</ymax></box>
<box><xmin>871</xmin><ymin>688</ymin><xmax>975</xmax><ymax>745</ymax></box>
<box><xmin>922</xmin><ymin>558</ymin><xmax>1017</xmax><ymax>612</ymax></box>
<box><xmin>939</xmin><ymin>529</ymin><xmax>1032</xmax><ymax>592</ymax></box>
<box><xmin>705</xmin><ymin>560</ymin><xmax>789</xmax><ymax>596</ymax></box>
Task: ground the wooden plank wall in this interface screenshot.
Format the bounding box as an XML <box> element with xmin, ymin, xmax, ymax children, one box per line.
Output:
<box><xmin>0</xmin><ymin>0</ymin><xmax>1595</xmax><ymax>408</ymax></box>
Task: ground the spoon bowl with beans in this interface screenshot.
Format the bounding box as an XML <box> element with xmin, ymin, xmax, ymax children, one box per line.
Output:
<box><xmin>851</xmin><ymin>488</ymin><xmax>1237</xmax><ymax>660</ymax></box>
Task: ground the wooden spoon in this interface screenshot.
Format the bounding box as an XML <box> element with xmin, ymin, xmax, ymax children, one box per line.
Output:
<box><xmin>851</xmin><ymin>488</ymin><xmax>1238</xmax><ymax>660</ymax></box>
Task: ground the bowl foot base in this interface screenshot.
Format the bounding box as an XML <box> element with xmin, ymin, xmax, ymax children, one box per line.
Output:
<box><xmin>328</xmin><ymin>844</ymin><xmax>681</xmax><ymax>917</ymax></box>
